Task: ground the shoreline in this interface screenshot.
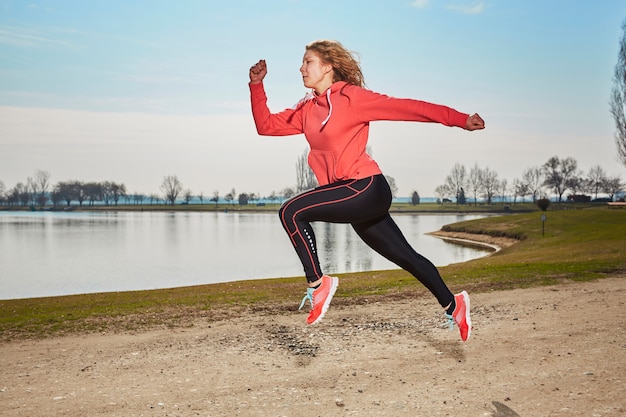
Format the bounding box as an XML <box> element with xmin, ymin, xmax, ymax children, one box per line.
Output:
<box><xmin>427</xmin><ymin>230</ymin><xmax>519</xmax><ymax>253</ymax></box>
<box><xmin>1</xmin><ymin>202</ymin><xmax>535</xmax><ymax>215</ymax></box>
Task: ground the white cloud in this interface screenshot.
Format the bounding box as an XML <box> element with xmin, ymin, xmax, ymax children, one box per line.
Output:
<box><xmin>410</xmin><ymin>0</ymin><xmax>429</xmax><ymax>8</ymax></box>
<box><xmin>28</xmin><ymin>4</ymin><xmax>54</xmax><ymax>13</ymax></box>
<box><xmin>409</xmin><ymin>1</ymin><xmax>485</xmax><ymax>15</ymax></box>
<box><xmin>0</xmin><ymin>26</ymin><xmax>72</xmax><ymax>48</ymax></box>
<box><xmin>447</xmin><ymin>1</ymin><xmax>485</xmax><ymax>15</ymax></box>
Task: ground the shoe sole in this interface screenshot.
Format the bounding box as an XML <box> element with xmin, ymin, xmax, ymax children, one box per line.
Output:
<box><xmin>309</xmin><ymin>277</ymin><xmax>338</xmax><ymax>325</ymax></box>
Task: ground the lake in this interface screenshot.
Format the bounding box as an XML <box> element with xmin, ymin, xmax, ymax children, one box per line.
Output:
<box><xmin>0</xmin><ymin>211</ymin><xmax>491</xmax><ymax>300</ymax></box>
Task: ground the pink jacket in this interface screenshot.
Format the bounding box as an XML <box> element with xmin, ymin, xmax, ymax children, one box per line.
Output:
<box><xmin>250</xmin><ymin>81</ymin><xmax>468</xmax><ymax>186</ymax></box>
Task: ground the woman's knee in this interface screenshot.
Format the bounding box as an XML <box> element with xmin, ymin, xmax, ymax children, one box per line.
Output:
<box><xmin>278</xmin><ymin>203</ymin><xmax>289</xmax><ymax>223</ymax></box>
<box><xmin>278</xmin><ymin>200</ymin><xmax>299</xmax><ymax>229</ymax></box>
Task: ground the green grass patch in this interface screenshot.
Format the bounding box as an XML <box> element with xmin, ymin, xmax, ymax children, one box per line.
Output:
<box><xmin>439</xmin><ymin>208</ymin><xmax>625</xmax><ymax>286</ymax></box>
<box><xmin>1</xmin><ymin>207</ymin><xmax>624</xmax><ymax>341</ymax></box>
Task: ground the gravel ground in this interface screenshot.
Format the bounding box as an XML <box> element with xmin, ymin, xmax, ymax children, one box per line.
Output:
<box><xmin>1</xmin><ymin>276</ymin><xmax>625</xmax><ymax>416</ymax></box>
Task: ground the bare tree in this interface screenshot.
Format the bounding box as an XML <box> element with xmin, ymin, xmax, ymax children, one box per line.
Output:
<box><xmin>296</xmin><ymin>149</ymin><xmax>318</xmax><ymax>192</ymax></box>
<box><xmin>50</xmin><ymin>188</ymin><xmax>62</xmax><ymax>207</ymax></box>
<box><xmin>281</xmin><ymin>187</ymin><xmax>296</xmax><ymax>200</ymax></box>
<box><xmin>434</xmin><ymin>184</ymin><xmax>452</xmax><ymax>205</ymax></box>
<box><xmin>183</xmin><ymin>189</ymin><xmax>193</xmax><ymax>204</ymax></box>
<box><xmin>610</xmin><ymin>19</ymin><xmax>626</xmax><ymax>168</ymax></box>
<box><xmin>12</xmin><ymin>183</ymin><xmax>30</xmax><ymax>206</ymax></box>
<box><xmin>160</xmin><ymin>175</ymin><xmax>182</xmax><ymax>205</ymax></box>
<box><xmin>210</xmin><ymin>190</ymin><xmax>220</xmax><ymax>207</ymax></box>
<box><xmin>444</xmin><ymin>163</ymin><xmax>467</xmax><ymax>205</ymax></box>
<box><xmin>586</xmin><ymin>165</ymin><xmax>607</xmax><ymax>199</ymax></box>
<box><xmin>132</xmin><ymin>193</ymin><xmax>145</xmax><ymax>205</ymax></box>
<box><xmin>542</xmin><ymin>156</ymin><xmax>579</xmax><ymax>202</ymax></box>
<box><xmin>33</xmin><ymin>170</ymin><xmax>51</xmax><ymax>207</ymax></box>
<box><xmin>385</xmin><ymin>175</ymin><xmax>398</xmax><ymax>198</ymax></box>
<box><xmin>0</xmin><ymin>180</ymin><xmax>5</xmax><ymax>205</ymax></box>
<box><xmin>603</xmin><ymin>176</ymin><xmax>624</xmax><ymax>201</ymax></box>
<box><xmin>512</xmin><ymin>178</ymin><xmax>529</xmax><ymax>204</ymax></box>
<box><xmin>481</xmin><ymin>167</ymin><xmax>499</xmax><ymax>205</ymax></box>
<box><xmin>522</xmin><ymin>166</ymin><xmax>544</xmax><ymax>202</ymax></box>
<box><xmin>54</xmin><ymin>181</ymin><xmax>80</xmax><ymax>207</ymax></box>
<box><xmin>109</xmin><ymin>182</ymin><xmax>126</xmax><ymax>206</ymax></box>
<box><xmin>149</xmin><ymin>194</ymin><xmax>161</xmax><ymax>204</ymax></box>
<box><xmin>84</xmin><ymin>182</ymin><xmax>103</xmax><ymax>206</ymax></box>
<box><xmin>76</xmin><ymin>182</ymin><xmax>89</xmax><ymax>206</ymax></box>
<box><xmin>467</xmin><ymin>163</ymin><xmax>483</xmax><ymax>205</ymax></box>
<box><xmin>26</xmin><ymin>176</ymin><xmax>36</xmax><ymax>206</ymax></box>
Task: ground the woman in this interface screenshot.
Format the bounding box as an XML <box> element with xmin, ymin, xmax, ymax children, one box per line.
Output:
<box><xmin>249</xmin><ymin>40</ymin><xmax>484</xmax><ymax>341</ymax></box>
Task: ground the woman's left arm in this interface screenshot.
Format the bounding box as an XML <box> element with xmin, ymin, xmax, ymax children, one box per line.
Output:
<box><xmin>352</xmin><ymin>86</ymin><xmax>483</xmax><ymax>130</ymax></box>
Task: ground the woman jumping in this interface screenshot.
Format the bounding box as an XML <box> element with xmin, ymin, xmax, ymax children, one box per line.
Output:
<box><xmin>248</xmin><ymin>40</ymin><xmax>485</xmax><ymax>341</ymax></box>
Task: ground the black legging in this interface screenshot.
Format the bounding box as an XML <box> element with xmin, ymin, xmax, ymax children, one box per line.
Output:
<box><xmin>278</xmin><ymin>174</ymin><xmax>454</xmax><ymax>308</ymax></box>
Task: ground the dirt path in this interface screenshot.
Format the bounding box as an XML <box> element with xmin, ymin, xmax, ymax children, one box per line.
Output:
<box><xmin>1</xmin><ymin>276</ymin><xmax>625</xmax><ymax>417</ymax></box>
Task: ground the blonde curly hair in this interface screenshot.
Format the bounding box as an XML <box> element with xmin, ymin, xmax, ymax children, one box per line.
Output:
<box><xmin>306</xmin><ymin>40</ymin><xmax>364</xmax><ymax>88</ymax></box>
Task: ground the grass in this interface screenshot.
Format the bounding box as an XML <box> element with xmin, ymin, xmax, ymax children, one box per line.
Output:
<box><xmin>440</xmin><ymin>208</ymin><xmax>626</xmax><ymax>286</ymax></box>
<box><xmin>1</xmin><ymin>206</ymin><xmax>624</xmax><ymax>341</ymax></box>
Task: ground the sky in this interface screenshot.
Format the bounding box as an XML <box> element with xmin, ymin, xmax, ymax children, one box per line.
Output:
<box><xmin>1</xmin><ymin>0</ymin><xmax>625</xmax><ymax>199</ymax></box>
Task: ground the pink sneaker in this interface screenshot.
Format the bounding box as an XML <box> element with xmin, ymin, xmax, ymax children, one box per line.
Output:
<box><xmin>298</xmin><ymin>275</ymin><xmax>339</xmax><ymax>325</ymax></box>
<box><xmin>445</xmin><ymin>291</ymin><xmax>472</xmax><ymax>341</ymax></box>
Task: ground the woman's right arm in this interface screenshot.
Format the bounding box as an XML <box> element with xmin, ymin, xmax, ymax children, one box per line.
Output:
<box><xmin>249</xmin><ymin>59</ymin><xmax>267</xmax><ymax>84</ymax></box>
<box><xmin>249</xmin><ymin>60</ymin><xmax>303</xmax><ymax>136</ymax></box>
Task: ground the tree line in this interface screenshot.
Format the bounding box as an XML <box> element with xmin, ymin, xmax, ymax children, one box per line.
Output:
<box><xmin>432</xmin><ymin>155</ymin><xmax>624</xmax><ymax>205</ymax></box>
<box><xmin>0</xmin><ymin>171</ymin><xmax>131</xmax><ymax>207</ymax></box>
<box><xmin>0</xmin><ymin>170</ymin><xmax>293</xmax><ymax>208</ymax></box>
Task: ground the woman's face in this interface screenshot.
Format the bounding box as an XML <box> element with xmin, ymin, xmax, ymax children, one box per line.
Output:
<box><xmin>300</xmin><ymin>50</ymin><xmax>332</xmax><ymax>93</ymax></box>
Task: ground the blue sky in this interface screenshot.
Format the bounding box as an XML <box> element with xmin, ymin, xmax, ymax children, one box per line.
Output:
<box><xmin>1</xmin><ymin>0</ymin><xmax>625</xmax><ymax>198</ymax></box>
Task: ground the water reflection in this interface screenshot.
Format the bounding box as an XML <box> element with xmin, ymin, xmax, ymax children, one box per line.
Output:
<box><xmin>0</xmin><ymin>211</ymin><xmax>491</xmax><ymax>300</ymax></box>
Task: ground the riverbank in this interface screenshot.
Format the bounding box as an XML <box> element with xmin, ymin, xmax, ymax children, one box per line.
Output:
<box><xmin>429</xmin><ymin>229</ymin><xmax>519</xmax><ymax>253</ymax></box>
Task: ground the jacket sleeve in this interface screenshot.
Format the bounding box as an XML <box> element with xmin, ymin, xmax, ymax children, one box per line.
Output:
<box><xmin>249</xmin><ymin>82</ymin><xmax>304</xmax><ymax>136</ymax></box>
<box><xmin>350</xmin><ymin>86</ymin><xmax>469</xmax><ymax>129</ymax></box>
